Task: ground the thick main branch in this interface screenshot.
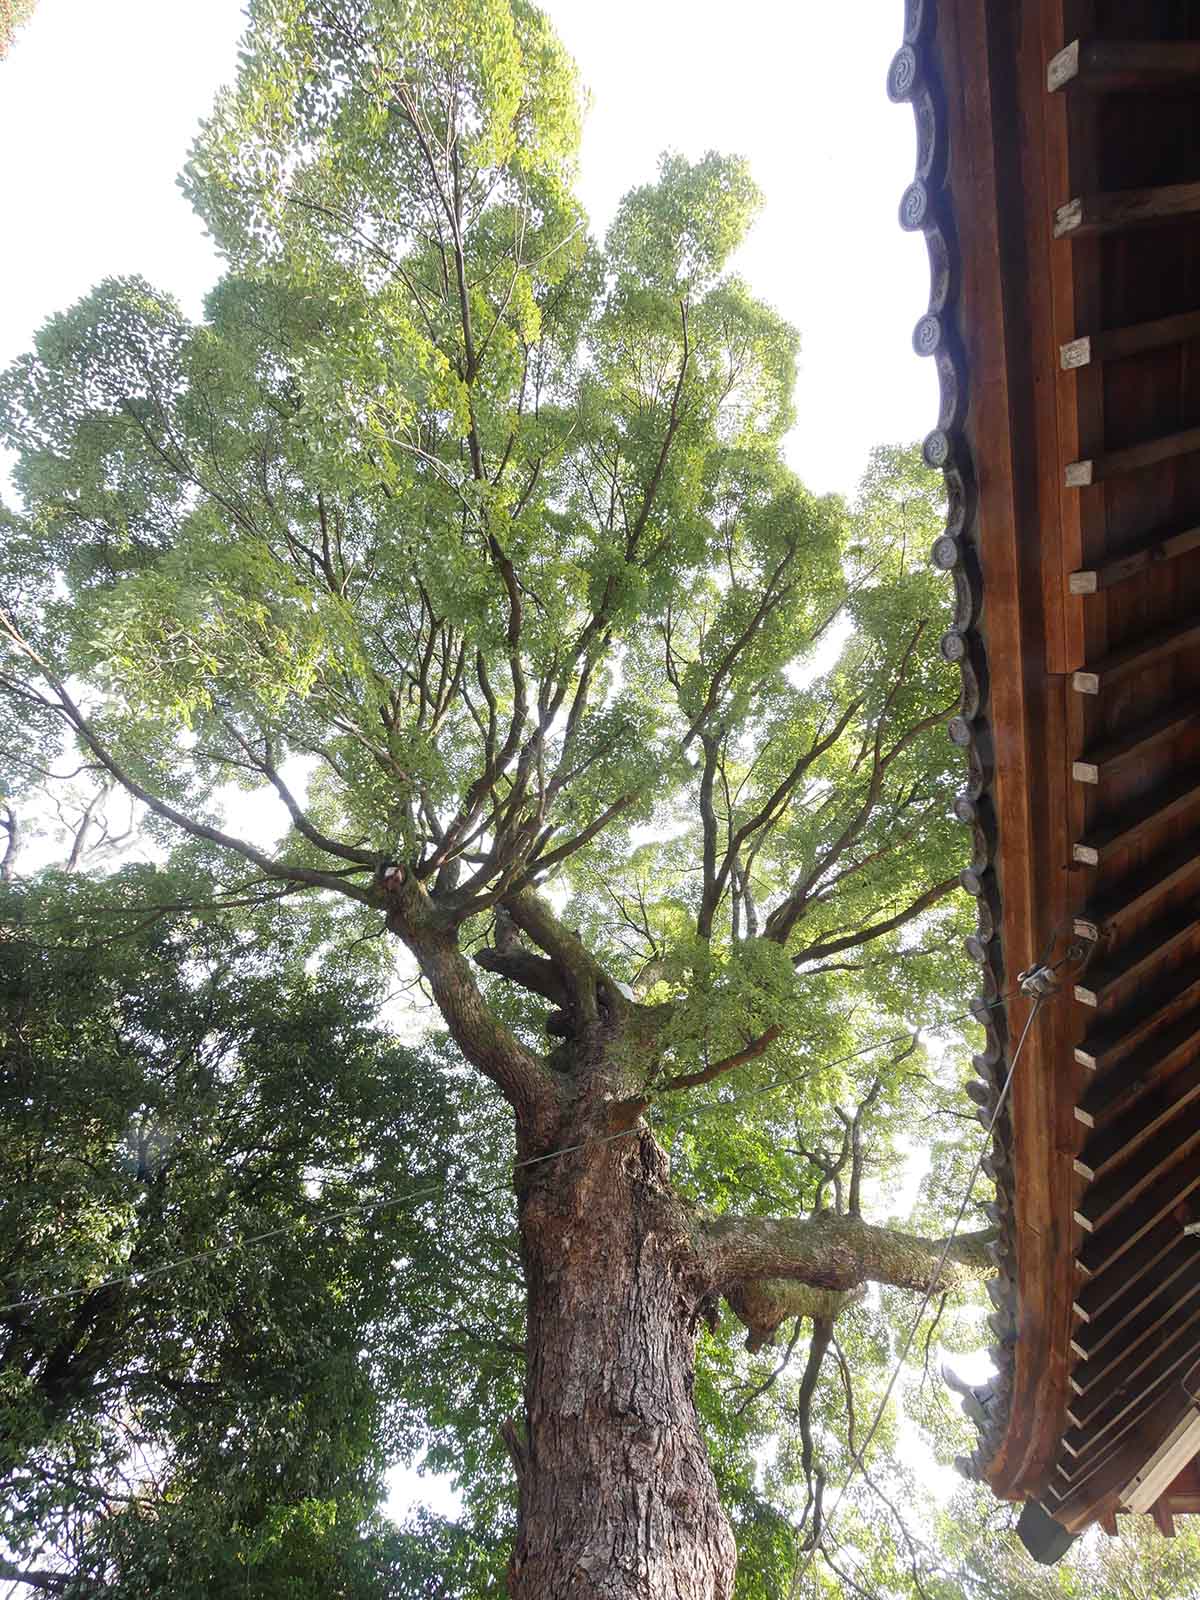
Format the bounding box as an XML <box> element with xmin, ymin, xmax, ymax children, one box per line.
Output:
<box><xmin>698</xmin><ymin>1212</ymin><xmax>996</xmax><ymax>1301</ymax></box>
<box><xmin>382</xmin><ymin>870</ymin><xmax>554</xmax><ymax>1123</ymax></box>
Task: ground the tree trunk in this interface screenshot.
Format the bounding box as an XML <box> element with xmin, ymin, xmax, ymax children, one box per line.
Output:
<box><xmin>508</xmin><ymin>1123</ymin><xmax>736</xmax><ymax>1600</ymax></box>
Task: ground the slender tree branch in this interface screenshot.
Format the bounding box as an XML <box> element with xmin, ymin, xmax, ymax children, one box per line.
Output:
<box><xmin>381</xmin><ymin>867</ymin><xmax>553</xmax><ymax>1120</ymax></box>
<box><xmin>658</xmin><ymin>1023</ymin><xmax>782</xmax><ymax>1093</ymax></box>
<box><xmin>0</xmin><ymin>1561</ymin><xmax>100</xmax><ymax>1598</ymax></box>
<box><xmin>0</xmin><ymin>613</ymin><xmax>374</xmax><ymax>904</ymax></box>
<box><xmin>733</xmin><ymin>1316</ymin><xmax>805</xmax><ymax>1414</ymax></box>
<box><xmin>792</xmin><ymin>876</ymin><xmax>958</xmax><ymax>968</ymax></box>
<box><xmin>796</xmin><ymin>1315</ymin><xmax>834</xmax><ymax>1499</ymax></box>
<box><xmin>1</xmin><ymin>802</ymin><xmax>19</xmax><ymax>880</ymax></box>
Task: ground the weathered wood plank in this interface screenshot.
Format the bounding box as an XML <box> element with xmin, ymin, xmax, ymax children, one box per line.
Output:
<box><xmin>1073</xmin><ymin>709</ymin><xmax>1200</xmax><ymax>786</ymax></box>
<box><xmin>1072</xmin><ymin>620</ymin><xmax>1200</xmax><ymax>694</ymax></box>
<box><xmin>1066</xmin><ymin>426</ymin><xmax>1200</xmax><ymax>489</ymax></box>
<box><xmin>1068</xmin><ymin>520</ymin><xmax>1200</xmax><ymax>593</ymax></box>
<box><xmin>1048</xmin><ymin>40</ymin><xmax>1200</xmax><ymax>95</ymax></box>
<box><xmin>1055</xmin><ymin>184</ymin><xmax>1200</xmax><ymax>240</ymax></box>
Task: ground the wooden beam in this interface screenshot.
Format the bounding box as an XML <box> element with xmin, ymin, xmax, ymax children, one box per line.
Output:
<box><xmin>1074</xmin><ymin>1216</ymin><xmax>1187</xmax><ymax>1323</ymax></box>
<box><xmin>1074</xmin><ymin>1103</ymin><xmax>1200</xmax><ymax>1233</ymax></box>
<box><xmin>1048</xmin><ymin>39</ymin><xmax>1200</xmax><ymax>94</ymax></box>
<box><xmin>1078</xmin><ymin>1157</ymin><xmax>1200</xmax><ymax>1279</ymax></box>
<box><xmin>1054</xmin><ymin>1423</ymin><xmax>1134</xmax><ymax>1491</ymax></box>
<box><xmin>1063</xmin><ymin>1313</ymin><xmax>1200</xmax><ymax>1448</ymax></box>
<box><xmin>1099</xmin><ymin>1510</ymin><xmax>1118</xmax><ymax>1537</ymax></box>
<box><xmin>1055</xmin><ymin>184</ymin><xmax>1200</xmax><ymax>240</ymax></box>
<box><xmin>1074</xmin><ymin>905</ymin><xmax>1200</xmax><ymax>1007</ymax></box>
<box><xmin>1075</xmin><ymin>969</ymin><xmax>1200</xmax><ymax>1072</ymax></box>
<box><xmin>1053</xmin><ymin>1384</ymin><xmax>1191</xmax><ymax>1532</ymax></box>
<box><xmin>1167</xmin><ymin>1461</ymin><xmax>1200</xmax><ymax>1497</ymax></box>
<box><xmin>1124</xmin><ymin>1413</ymin><xmax>1200</xmax><ymax>1517</ymax></box>
<box><xmin>1066</xmin><ymin>426</ymin><xmax>1200</xmax><ymax>489</ymax></box>
<box><xmin>938</xmin><ymin>0</ymin><xmax>1082</xmax><ymax>1505</ymax></box>
<box><xmin>1073</xmin><ymin>841</ymin><xmax>1200</xmax><ymax>943</ymax></box>
<box><xmin>1073</xmin><ymin>709</ymin><xmax>1200</xmax><ymax>785</ymax></box>
<box><xmin>1075</xmin><ymin>1010</ymin><xmax>1200</xmax><ymax>1132</ymax></box>
<box><xmin>1069</xmin><ymin>519</ymin><xmax>1200</xmax><ymax>593</ymax></box>
<box><xmin>1075</xmin><ymin>1064</ymin><xmax>1200</xmax><ymax>1180</ymax></box>
<box><xmin>1152</xmin><ymin>1499</ymin><xmax>1177</xmax><ymax>1538</ymax></box>
<box><xmin>1073</xmin><ymin>771</ymin><xmax>1200</xmax><ymax>865</ymax></box>
<box><xmin>1071</xmin><ymin>1268</ymin><xmax>1200</xmax><ymax>1396</ymax></box>
<box><xmin>1071</xmin><ymin>1244</ymin><xmax>1199</xmax><ymax>1360</ymax></box>
<box><xmin>1062</xmin><ymin>310</ymin><xmax>1200</xmax><ymax>372</ymax></box>
<box><xmin>1072</xmin><ymin>620</ymin><xmax>1200</xmax><ymax>694</ymax></box>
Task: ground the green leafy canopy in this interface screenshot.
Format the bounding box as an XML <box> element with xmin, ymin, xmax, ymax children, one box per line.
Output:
<box><xmin>0</xmin><ymin>2</ymin><xmax>1048</xmax><ymax>1595</ymax></box>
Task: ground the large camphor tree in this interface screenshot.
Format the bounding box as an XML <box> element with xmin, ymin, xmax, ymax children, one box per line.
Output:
<box><xmin>1</xmin><ymin>3</ymin><xmax>991</xmax><ymax>1593</ymax></box>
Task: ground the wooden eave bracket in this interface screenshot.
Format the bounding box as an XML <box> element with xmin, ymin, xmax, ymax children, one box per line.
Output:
<box><xmin>1069</xmin><ymin>521</ymin><xmax>1200</xmax><ymax>593</ymax></box>
<box><xmin>1055</xmin><ymin>184</ymin><xmax>1200</xmax><ymax>240</ymax></box>
<box><xmin>1065</xmin><ymin>426</ymin><xmax>1200</xmax><ymax>491</ymax></box>
<box><xmin>1049</xmin><ymin>39</ymin><xmax>1200</xmax><ymax>95</ymax></box>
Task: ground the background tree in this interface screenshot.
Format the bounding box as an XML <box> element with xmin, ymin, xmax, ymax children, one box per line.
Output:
<box><xmin>932</xmin><ymin>1487</ymin><xmax>1200</xmax><ymax>1600</ymax></box>
<box><xmin>0</xmin><ymin>2</ymin><xmax>1007</xmax><ymax>1594</ymax></box>
<box><xmin>0</xmin><ymin>860</ymin><xmax>460</xmax><ymax>1596</ymax></box>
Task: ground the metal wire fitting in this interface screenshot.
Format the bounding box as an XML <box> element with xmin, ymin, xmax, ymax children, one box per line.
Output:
<box><xmin>1018</xmin><ymin>964</ymin><xmax>1060</xmax><ymax>998</ymax></box>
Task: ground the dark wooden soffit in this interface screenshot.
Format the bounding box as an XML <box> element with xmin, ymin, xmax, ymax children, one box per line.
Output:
<box><xmin>893</xmin><ymin>0</ymin><xmax>1200</xmax><ymax>1532</ymax></box>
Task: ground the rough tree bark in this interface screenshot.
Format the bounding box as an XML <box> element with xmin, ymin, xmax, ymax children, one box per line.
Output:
<box><xmin>509</xmin><ymin>1125</ymin><xmax>737</xmax><ymax>1600</ymax></box>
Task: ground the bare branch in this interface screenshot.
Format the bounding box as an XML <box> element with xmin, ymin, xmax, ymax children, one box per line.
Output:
<box><xmin>733</xmin><ymin>1316</ymin><xmax>805</xmax><ymax>1415</ymax></box>
<box><xmin>1</xmin><ymin>803</ymin><xmax>19</xmax><ymax>881</ymax></box>
<box><xmin>226</xmin><ymin>725</ymin><xmax>376</xmax><ymax>867</ymax></box>
<box><xmin>0</xmin><ymin>1560</ymin><xmax>101</xmax><ymax>1597</ymax></box>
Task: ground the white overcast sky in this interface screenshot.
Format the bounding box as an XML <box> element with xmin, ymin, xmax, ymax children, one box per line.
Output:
<box><xmin>0</xmin><ymin>0</ymin><xmax>936</xmax><ymax>499</ymax></box>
